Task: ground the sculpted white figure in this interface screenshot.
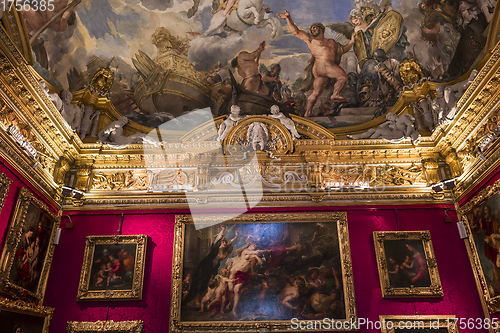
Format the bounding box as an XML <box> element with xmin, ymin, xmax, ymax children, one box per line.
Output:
<box><xmin>38</xmin><ymin>79</ymin><xmax>63</xmax><ymax>111</ymax></box>
<box><xmin>431</xmin><ymin>86</ymin><xmax>448</xmax><ymax>125</ymax></box>
<box><xmin>217</xmin><ymin>105</ymin><xmax>245</xmax><ymax>141</ymax></box>
<box><xmin>79</xmin><ymin>105</ymin><xmax>100</xmax><ymax>140</ymax></box>
<box><xmin>247</xmin><ymin>121</ymin><xmax>269</xmax><ymax>151</ymax></box>
<box><xmin>413</xmin><ymin>99</ymin><xmax>435</xmax><ymax>132</ymax></box>
<box><xmin>98</xmin><ymin>116</ymin><xmax>156</xmax><ymax>147</ymax></box>
<box><xmin>443</xmin><ymin>69</ymin><xmax>478</xmax><ymax>121</ymax></box>
<box><xmin>60</xmin><ymin>90</ymin><xmax>82</xmax><ymax>131</ymax></box>
<box><xmin>267</xmin><ymin>105</ymin><xmax>300</xmax><ymax>139</ymax></box>
<box><xmin>346</xmin><ymin>112</ymin><xmax>420</xmax><ymax>144</ymax></box>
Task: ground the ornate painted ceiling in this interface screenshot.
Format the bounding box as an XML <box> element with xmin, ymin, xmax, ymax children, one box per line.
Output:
<box><xmin>15</xmin><ymin>0</ymin><xmax>498</xmax><ymax>130</ymax></box>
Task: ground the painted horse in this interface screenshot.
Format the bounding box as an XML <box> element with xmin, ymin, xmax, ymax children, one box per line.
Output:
<box><xmin>203</xmin><ymin>0</ymin><xmax>281</xmax><ymax>38</ymax></box>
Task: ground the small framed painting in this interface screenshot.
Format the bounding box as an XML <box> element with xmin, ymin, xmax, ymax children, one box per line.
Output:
<box><xmin>77</xmin><ymin>234</ymin><xmax>148</xmax><ymax>301</ymax></box>
<box><xmin>373</xmin><ymin>230</ymin><xmax>443</xmax><ymax>298</ymax></box>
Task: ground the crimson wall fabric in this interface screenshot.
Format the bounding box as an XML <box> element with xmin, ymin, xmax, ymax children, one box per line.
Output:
<box><xmin>40</xmin><ymin>205</ymin><xmax>486</xmax><ymax>332</ymax></box>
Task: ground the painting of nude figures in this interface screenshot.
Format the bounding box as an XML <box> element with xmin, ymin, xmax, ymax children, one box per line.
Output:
<box><xmin>0</xmin><ymin>188</ymin><xmax>60</xmax><ymax>304</ymax></box>
<box><xmin>373</xmin><ymin>231</ymin><xmax>443</xmax><ymax>298</ymax></box>
<box><xmin>23</xmin><ymin>0</ymin><xmax>497</xmax><ymax>135</ymax></box>
<box><xmin>460</xmin><ymin>181</ymin><xmax>500</xmax><ymax>313</ymax></box>
<box><xmin>170</xmin><ymin>212</ymin><xmax>356</xmax><ymax>332</ymax></box>
<box><xmin>77</xmin><ymin>235</ymin><xmax>147</xmax><ymax>301</ymax></box>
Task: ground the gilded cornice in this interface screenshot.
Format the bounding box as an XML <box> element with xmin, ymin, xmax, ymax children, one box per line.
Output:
<box><xmin>1</xmin><ymin>13</ymin><xmax>500</xmax><ymax>208</ymax></box>
<box><xmin>63</xmin><ymin>189</ymin><xmax>450</xmax><ymax>211</ymax></box>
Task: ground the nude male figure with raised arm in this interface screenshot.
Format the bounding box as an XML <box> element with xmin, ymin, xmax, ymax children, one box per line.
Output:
<box><xmin>231</xmin><ymin>41</ymin><xmax>269</xmax><ymax>96</ymax></box>
<box><xmin>276</xmin><ymin>10</ymin><xmax>355</xmax><ymax>117</ymax></box>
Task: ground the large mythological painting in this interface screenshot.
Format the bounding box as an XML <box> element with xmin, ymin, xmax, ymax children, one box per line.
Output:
<box><xmin>24</xmin><ymin>0</ymin><xmax>497</xmax><ymax>131</ymax></box>
<box><xmin>170</xmin><ymin>212</ymin><xmax>356</xmax><ymax>332</ymax></box>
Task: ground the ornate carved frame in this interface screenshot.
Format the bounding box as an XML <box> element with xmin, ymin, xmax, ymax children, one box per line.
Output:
<box><xmin>76</xmin><ymin>234</ymin><xmax>147</xmax><ymax>301</ymax></box>
<box><xmin>66</xmin><ymin>320</ymin><xmax>144</xmax><ymax>333</ymax></box>
<box><xmin>373</xmin><ymin>230</ymin><xmax>443</xmax><ymax>298</ymax></box>
<box><xmin>0</xmin><ymin>170</ymin><xmax>12</xmax><ymax>213</ymax></box>
<box><xmin>0</xmin><ymin>187</ymin><xmax>59</xmax><ymax>304</ymax></box>
<box><xmin>170</xmin><ymin>212</ymin><xmax>357</xmax><ymax>332</ymax></box>
<box><xmin>0</xmin><ymin>298</ymin><xmax>54</xmax><ymax>333</ymax></box>
<box><xmin>458</xmin><ymin>177</ymin><xmax>500</xmax><ymax>313</ymax></box>
<box><xmin>379</xmin><ymin>315</ymin><xmax>459</xmax><ymax>332</ymax></box>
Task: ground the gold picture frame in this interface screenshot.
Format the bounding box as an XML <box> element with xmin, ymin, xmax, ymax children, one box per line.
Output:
<box><xmin>379</xmin><ymin>315</ymin><xmax>459</xmax><ymax>332</ymax></box>
<box><xmin>0</xmin><ymin>170</ymin><xmax>12</xmax><ymax>213</ymax></box>
<box><xmin>66</xmin><ymin>320</ymin><xmax>144</xmax><ymax>332</ymax></box>
<box><xmin>170</xmin><ymin>212</ymin><xmax>357</xmax><ymax>332</ymax></box>
<box><xmin>0</xmin><ymin>297</ymin><xmax>54</xmax><ymax>333</ymax></box>
<box><xmin>458</xmin><ymin>177</ymin><xmax>500</xmax><ymax>313</ymax></box>
<box><xmin>0</xmin><ymin>187</ymin><xmax>60</xmax><ymax>304</ymax></box>
<box><xmin>77</xmin><ymin>234</ymin><xmax>148</xmax><ymax>301</ymax></box>
<box><xmin>373</xmin><ymin>230</ymin><xmax>443</xmax><ymax>298</ymax></box>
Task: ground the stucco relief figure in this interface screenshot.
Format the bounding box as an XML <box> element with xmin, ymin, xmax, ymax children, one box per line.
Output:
<box><xmin>38</xmin><ymin>79</ymin><xmax>63</xmax><ymax>111</ymax></box>
<box><xmin>217</xmin><ymin>105</ymin><xmax>245</xmax><ymax>141</ymax></box>
<box><xmin>79</xmin><ymin>105</ymin><xmax>100</xmax><ymax>140</ymax></box>
<box><xmin>430</xmin><ymin>86</ymin><xmax>448</xmax><ymax>126</ymax></box>
<box><xmin>267</xmin><ymin>105</ymin><xmax>300</xmax><ymax>140</ymax></box>
<box><xmin>247</xmin><ymin>121</ymin><xmax>269</xmax><ymax>151</ymax></box>
<box><xmin>412</xmin><ymin>99</ymin><xmax>435</xmax><ymax>132</ymax></box>
<box><xmin>347</xmin><ymin>112</ymin><xmax>421</xmax><ymax>144</ymax></box>
<box><xmin>442</xmin><ymin>69</ymin><xmax>478</xmax><ymax>121</ymax></box>
<box><xmin>97</xmin><ymin>116</ymin><xmax>156</xmax><ymax>147</ymax></box>
<box><xmin>60</xmin><ymin>90</ymin><xmax>82</xmax><ymax>131</ymax></box>
<box><xmin>277</xmin><ymin>10</ymin><xmax>355</xmax><ymax>117</ymax></box>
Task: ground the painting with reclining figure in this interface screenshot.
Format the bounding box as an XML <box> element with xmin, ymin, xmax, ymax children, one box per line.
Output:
<box><xmin>170</xmin><ymin>213</ymin><xmax>356</xmax><ymax>332</ymax></box>
<box><xmin>22</xmin><ymin>0</ymin><xmax>495</xmax><ymax>137</ymax></box>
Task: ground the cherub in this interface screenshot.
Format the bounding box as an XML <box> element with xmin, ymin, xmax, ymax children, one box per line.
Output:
<box><xmin>207</xmin><ymin>266</ymin><xmax>234</xmax><ymax>313</ymax></box>
<box><xmin>217</xmin><ymin>105</ymin><xmax>245</xmax><ymax>141</ymax></box>
<box><xmin>267</xmin><ymin>105</ymin><xmax>300</xmax><ymax>139</ymax></box>
<box><xmin>94</xmin><ymin>263</ymin><xmax>107</xmax><ymax>287</ymax></box>
<box><xmin>279</xmin><ymin>275</ymin><xmax>306</xmax><ymax>311</ymax></box>
<box><xmin>199</xmin><ymin>276</ymin><xmax>218</xmax><ymax>312</ymax></box>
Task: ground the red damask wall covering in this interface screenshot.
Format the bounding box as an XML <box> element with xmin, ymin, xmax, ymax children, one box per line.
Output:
<box><xmin>0</xmin><ymin>156</ymin><xmax>492</xmax><ymax>332</ymax></box>
<box><xmin>41</xmin><ymin>206</ymin><xmax>483</xmax><ymax>332</ymax></box>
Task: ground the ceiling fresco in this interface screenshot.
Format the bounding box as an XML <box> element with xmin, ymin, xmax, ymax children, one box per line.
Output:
<box><xmin>21</xmin><ymin>0</ymin><xmax>497</xmax><ymax>130</ymax></box>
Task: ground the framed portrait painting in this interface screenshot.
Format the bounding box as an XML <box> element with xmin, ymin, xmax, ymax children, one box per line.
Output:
<box><xmin>0</xmin><ymin>170</ymin><xmax>12</xmax><ymax>213</ymax></box>
<box><xmin>77</xmin><ymin>234</ymin><xmax>147</xmax><ymax>301</ymax></box>
<box><xmin>0</xmin><ymin>188</ymin><xmax>60</xmax><ymax>304</ymax></box>
<box><xmin>459</xmin><ymin>178</ymin><xmax>500</xmax><ymax>313</ymax></box>
<box><xmin>0</xmin><ymin>297</ymin><xmax>54</xmax><ymax>333</ymax></box>
<box><xmin>170</xmin><ymin>212</ymin><xmax>357</xmax><ymax>332</ymax></box>
<box><xmin>379</xmin><ymin>315</ymin><xmax>459</xmax><ymax>333</ymax></box>
<box><xmin>373</xmin><ymin>230</ymin><xmax>443</xmax><ymax>298</ymax></box>
<box><xmin>66</xmin><ymin>320</ymin><xmax>144</xmax><ymax>333</ymax></box>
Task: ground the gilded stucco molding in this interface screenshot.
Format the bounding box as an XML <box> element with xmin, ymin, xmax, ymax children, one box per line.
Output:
<box><xmin>1</xmin><ymin>14</ymin><xmax>500</xmax><ymax>207</ymax></box>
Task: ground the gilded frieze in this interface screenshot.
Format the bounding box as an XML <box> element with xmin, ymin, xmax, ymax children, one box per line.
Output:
<box><xmin>0</xmin><ymin>13</ymin><xmax>500</xmax><ymax>207</ymax></box>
